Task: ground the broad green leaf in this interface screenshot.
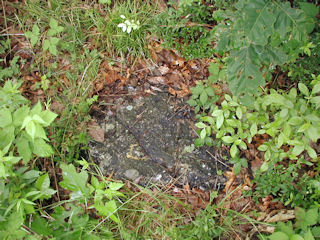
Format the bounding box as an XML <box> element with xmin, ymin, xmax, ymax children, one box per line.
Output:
<box><xmin>43</xmin><ymin>39</ymin><xmax>50</xmax><ymax>51</ymax></box>
<box><xmin>230</xmin><ymin>144</ymin><xmax>238</xmax><ymax>158</ymax></box>
<box><xmin>304</xmin><ymin>229</ymin><xmax>315</xmax><ymax>240</ymax></box>
<box><xmin>201</xmin><ymin>116</ymin><xmax>215</xmax><ymax>125</ymax></box>
<box><xmin>59</xmin><ymin>163</ymin><xmax>90</xmax><ymax>199</ymax></box>
<box><xmin>200</xmin><ymin>91</ymin><xmax>208</xmax><ymax>105</ymax></box>
<box><xmin>195</xmin><ymin>122</ymin><xmax>207</xmax><ymax>129</ymax></box>
<box><xmin>297</xmin><ymin>122</ymin><xmax>310</xmax><ymax>132</ymax></box>
<box><xmin>258</xmin><ymin>144</ymin><xmax>268</xmax><ymax>151</ymax></box>
<box><xmin>187</xmin><ymin>99</ymin><xmax>197</xmax><ymax>107</ymax></box>
<box><xmin>49</xmin><ymin>43</ymin><xmax>58</xmax><ymax>56</ymax></box>
<box><xmin>222</xmin><ymin>136</ymin><xmax>234</xmax><ymax>144</ymax></box>
<box><xmin>13</xmin><ymin>105</ymin><xmax>29</xmax><ymax>127</ymax></box>
<box><xmin>26</xmin><ymin>121</ymin><xmax>36</xmax><ymax>139</ymax></box>
<box><xmin>236</xmin><ymin>106</ymin><xmax>242</xmax><ymax>119</ymax></box>
<box><xmin>288</xmin><ymin>116</ymin><xmax>303</xmax><ymax>126</ymax></box>
<box><xmin>298</xmin><ymin>83</ymin><xmax>310</xmax><ymax>96</ymax></box>
<box><xmin>30</xmin><ymin>101</ymin><xmax>42</xmax><ymax>115</ymax></box>
<box><xmin>0</xmin><ymin>108</ymin><xmax>12</xmax><ymax>127</ymax></box>
<box><xmin>39</xmin><ymin>110</ymin><xmax>58</xmax><ymax>126</ymax></box>
<box><xmin>312</xmin><ymin>83</ymin><xmax>320</xmax><ymax>95</ymax></box>
<box><xmin>35</xmin><ymin>173</ymin><xmax>56</xmax><ymax>200</ymax></box>
<box><xmin>292</xmin><ymin>145</ymin><xmax>305</xmax><ymax>156</ymax></box>
<box><xmin>250</xmin><ymin>123</ymin><xmax>257</xmax><ymax>136</ymax></box>
<box><xmin>16</xmin><ymin>136</ymin><xmax>32</xmax><ymax>163</ymax></box>
<box><xmin>94</xmin><ymin>200</ymin><xmax>120</xmax><ymax>223</ymax></box>
<box><xmin>310</xmin><ymin>96</ymin><xmax>320</xmax><ymax>109</ymax></box>
<box><xmin>269</xmin><ymin>232</ymin><xmax>289</xmax><ymax>240</ymax></box>
<box><xmin>306</xmin><ymin>146</ymin><xmax>317</xmax><ymax>159</ymax></box>
<box><xmin>31</xmin><ymin>215</ymin><xmax>52</xmax><ymax>236</ymax></box>
<box><xmin>205</xmin><ymin>87</ymin><xmax>215</xmax><ymax>97</ymax></box>
<box><xmin>227</xmin><ymin>45</ymin><xmax>264</xmax><ymax>95</ymax></box>
<box><xmin>290</xmin><ymin>235</ymin><xmax>304</xmax><ymax>240</ymax></box>
<box><xmin>108</xmin><ymin>182</ymin><xmax>124</xmax><ymax>191</ymax></box>
<box><xmin>191</xmin><ymin>85</ymin><xmax>204</xmax><ymax>95</ymax></box>
<box><xmin>32</xmin><ymin>138</ymin><xmax>54</xmax><ymax>157</ymax></box>
<box><xmin>34</xmin><ymin>123</ymin><xmax>48</xmax><ymax>140</ymax></box>
<box><xmin>306</xmin><ymin>126</ymin><xmax>320</xmax><ymax>142</ymax></box>
<box><xmin>244</xmin><ymin>0</ymin><xmax>275</xmax><ymax>45</ymax></box>
<box><xmin>194</xmin><ymin>138</ymin><xmax>204</xmax><ymax>147</ymax></box>
<box><xmin>0</xmin><ymin>125</ymin><xmax>15</xmax><ymax>150</ymax></box>
<box><xmin>200</xmin><ymin>128</ymin><xmax>206</xmax><ymax>139</ymax></box>
<box><xmin>216</xmin><ymin>114</ymin><xmax>224</xmax><ymax>129</ymax></box>
<box><xmin>260</xmin><ymin>161</ymin><xmax>268</xmax><ymax>172</ymax></box>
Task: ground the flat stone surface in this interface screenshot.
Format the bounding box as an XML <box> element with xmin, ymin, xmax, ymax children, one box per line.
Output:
<box><xmin>89</xmin><ymin>93</ymin><xmax>227</xmax><ymax>190</ymax></box>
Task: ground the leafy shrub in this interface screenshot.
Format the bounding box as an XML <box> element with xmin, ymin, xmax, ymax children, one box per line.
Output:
<box><xmin>214</xmin><ymin>0</ymin><xmax>318</xmax><ymax>103</ymax></box>
<box><xmin>268</xmin><ymin>207</ymin><xmax>320</xmax><ymax>240</ymax></box>
<box><xmin>194</xmin><ymin>74</ymin><xmax>320</xmax><ymax>172</ymax></box>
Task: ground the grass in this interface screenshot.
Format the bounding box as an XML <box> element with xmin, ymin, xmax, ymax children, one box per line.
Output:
<box><xmin>1</xmin><ymin>0</ymin><xmax>319</xmax><ymax>239</ymax></box>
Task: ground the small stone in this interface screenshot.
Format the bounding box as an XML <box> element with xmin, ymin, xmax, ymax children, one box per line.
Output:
<box><xmin>126</xmin><ymin>105</ymin><xmax>133</xmax><ymax>111</ymax></box>
<box><xmin>125</xmin><ymin>169</ymin><xmax>140</xmax><ymax>180</ymax></box>
<box><xmin>105</xmin><ymin>123</ymin><xmax>115</xmax><ymax>132</ymax></box>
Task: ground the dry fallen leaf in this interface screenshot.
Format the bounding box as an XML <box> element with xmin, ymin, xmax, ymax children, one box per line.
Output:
<box><xmin>88</xmin><ymin>120</ymin><xmax>105</xmax><ymax>142</ymax></box>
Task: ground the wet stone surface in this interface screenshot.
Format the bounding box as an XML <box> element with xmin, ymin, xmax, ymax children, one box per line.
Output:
<box><xmin>89</xmin><ymin>93</ymin><xmax>227</xmax><ymax>190</ymax></box>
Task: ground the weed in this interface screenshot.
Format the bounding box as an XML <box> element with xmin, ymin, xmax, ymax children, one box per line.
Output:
<box><xmin>97</xmin><ymin>0</ymin><xmax>157</xmax><ymax>62</ymax></box>
<box><xmin>154</xmin><ymin>0</ymin><xmax>215</xmax><ymax>60</ymax></box>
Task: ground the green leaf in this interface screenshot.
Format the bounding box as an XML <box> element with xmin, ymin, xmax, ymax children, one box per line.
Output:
<box><xmin>59</xmin><ymin>163</ymin><xmax>90</xmax><ymax>199</ymax></box>
<box><xmin>0</xmin><ymin>125</ymin><xmax>15</xmax><ymax>150</ymax></box>
<box><xmin>205</xmin><ymin>87</ymin><xmax>215</xmax><ymax>97</ymax></box>
<box><xmin>297</xmin><ymin>122</ymin><xmax>310</xmax><ymax>133</ymax></box>
<box><xmin>32</xmin><ymin>138</ymin><xmax>54</xmax><ymax>157</ymax></box>
<box><xmin>227</xmin><ymin>45</ymin><xmax>264</xmax><ymax>96</ymax></box>
<box><xmin>292</xmin><ymin>145</ymin><xmax>305</xmax><ymax>156</ymax></box>
<box><xmin>0</xmin><ymin>108</ymin><xmax>12</xmax><ymax>127</ymax></box>
<box><xmin>236</xmin><ymin>106</ymin><xmax>242</xmax><ymax>119</ymax></box>
<box><xmin>43</xmin><ymin>39</ymin><xmax>50</xmax><ymax>51</ymax></box>
<box><xmin>269</xmin><ymin>231</ymin><xmax>289</xmax><ymax>240</ymax></box>
<box><xmin>195</xmin><ymin>122</ymin><xmax>207</xmax><ymax>129</ymax></box>
<box><xmin>304</xmin><ymin>229</ymin><xmax>315</xmax><ymax>240</ymax></box>
<box><xmin>250</xmin><ymin>123</ymin><xmax>257</xmax><ymax>136</ymax></box>
<box><xmin>35</xmin><ymin>173</ymin><xmax>56</xmax><ymax>199</ymax></box>
<box><xmin>194</xmin><ymin>138</ymin><xmax>204</xmax><ymax>147</ymax></box>
<box><xmin>200</xmin><ymin>91</ymin><xmax>208</xmax><ymax>105</ymax></box>
<box><xmin>108</xmin><ymin>182</ymin><xmax>124</xmax><ymax>191</ymax></box>
<box><xmin>13</xmin><ymin>105</ymin><xmax>29</xmax><ymax>127</ymax></box>
<box><xmin>306</xmin><ymin>145</ymin><xmax>317</xmax><ymax>159</ymax></box>
<box><xmin>258</xmin><ymin>144</ymin><xmax>268</xmax><ymax>151</ymax></box>
<box><xmin>260</xmin><ymin>161</ymin><xmax>268</xmax><ymax>172</ymax></box>
<box><xmin>230</xmin><ymin>144</ymin><xmax>238</xmax><ymax>158</ymax></box>
<box><xmin>244</xmin><ymin>0</ymin><xmax>275</xmax><ymax>45</ymax></box>
<box><xmin>187</xmin><ymin>99</ymin><xmax>197</xmax><ymax>107</ymax></box>
<box><xmin>222</xmin><ymin>136</ymin><xmax>234</xmax><ymax>144</ymax></box>
<box><xmin>16</xmin><ymin>136</ymin><xmax>32</xmax><ymax>163</ymax></box>
<box><xmin>39</xmin><ymin>110</ymin><xmax>58</xmax><ymax>126</ymax></box>
<box><xmin>290</xmin><ymin>235</ymin><xmax>304</xmax><ymax>240</ymax></box>
<box><xmin>216</xmin><ymin>114</ymin><xmax>224</xmax><ymax>129</ymax></box>
<box><xmin>312</xmin><ymin>83</ymin><xmax>320</xmax><ymax>95</ymax></box>
<box><xmin>94</xmin><ymin>200</ymin><xmax>120</xmax><ymax>223</ymax></box>
<box><xmin>310</xmin><ymin>96</ymin><xmax>320</xmax><ymax>109</ymax></box>
<box><xmin>298</xmin><ymin>83</ymin><xmax>310</xmax><ymax>96</ymax></box>
<box><xmin>200</xmin><ymin>128</ymin><xmax>206</xmax><ymax>139</ymax></box>
<box><xmin>31</xmin><ymin>215</ymin><xmax>52</xmax><ymax>236</ymax></box>
<box><xmin>306</xmin><ymin>126</ymin><xmax>320</xmax><ymax>142</ymax></box>
<box><xmin>288</xmin><ymin>116</ymin><xmax>303</xmax><ymax>126</ymax></box>
<box><xmin>26</xmin><ymin>121</ymin><xmax>36</xmax><ymax>139</ymax></box>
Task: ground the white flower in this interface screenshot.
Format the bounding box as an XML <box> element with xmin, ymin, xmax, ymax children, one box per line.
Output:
<box><xmin>117</xmin><ymin>23</ymin><xmax>127</xmax><ymax>32</ymax></box>
<box><xmin>117</xmin><ymin>15</ymin><xmax>140</xmax><ymax>34</ymax></box>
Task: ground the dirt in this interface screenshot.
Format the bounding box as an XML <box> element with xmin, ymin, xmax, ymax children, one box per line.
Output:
<box><xmin>89</xmin><ymin>92</ymin><xmax>228</xmax><ymax>190</ymax></box>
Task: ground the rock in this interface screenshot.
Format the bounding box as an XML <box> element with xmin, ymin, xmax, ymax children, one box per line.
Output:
<box><xmin>89</xmin><ymin>93</ymin><xmax>228</xmax><ymax>190</ymax></box>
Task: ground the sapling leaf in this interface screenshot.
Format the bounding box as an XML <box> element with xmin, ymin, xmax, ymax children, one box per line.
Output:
<box><xmin>222</xmin><ymin>136</ymin><xmax>234</xmax><ymax>144</ymax></box>
<box><xmin>59</xmin><ymin>164</ymin><xmax>90</xmax><ymax>200</ymax></box>
<box><xmin>216</xmin><ymin>114</ymin><xmax>224</xmax><ymax>129</ymax></box>
<box><xmin>298</xmin><ymin>83</ymin><xmax>310</xmax><ymax>96</ymax></box>
<box><xmin>312</xmin><ymin>83</ymin><xmax>320</xmax><ymax>95</ymax></box>
<box><xmin>33</xmin><ymin>138</ymin><xmax>54</xmax><ymax>157</ymax></box>
<box><xmin>0</xmin><ymin>108</ymin><xmax>12</xmax><ymax>128</ymax></box>
<box><xmin>230</xmin><ymin>144</ymin><xmax>238</xmax><ymax>158</ymax></box>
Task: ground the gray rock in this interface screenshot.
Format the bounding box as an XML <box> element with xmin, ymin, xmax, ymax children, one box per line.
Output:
<box><xmin>89</xmin><ymin>93</ymin><xmax>228</xmax><ymax>190</ymax></box>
